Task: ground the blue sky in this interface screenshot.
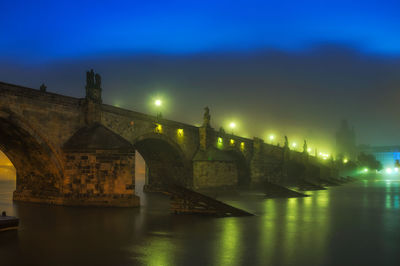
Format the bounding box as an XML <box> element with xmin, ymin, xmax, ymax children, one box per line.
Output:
<box><xmin>1</xmin><ymin>0</ymin><xmax>400</xmax><ymax>62</ymax></box>
<box><xmin>1</xmin><ymin>0</ymin><xmax>400</xmax><ymax>149</ymax></box>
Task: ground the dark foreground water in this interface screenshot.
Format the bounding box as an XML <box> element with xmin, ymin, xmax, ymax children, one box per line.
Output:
<box><xmin>1</xmin><ymin>178</ymin><xmax>400</xmax><ymax>266</ymax></box>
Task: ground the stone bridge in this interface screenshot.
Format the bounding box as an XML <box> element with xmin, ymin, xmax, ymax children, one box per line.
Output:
<box><xmin>0</xmin><ymin>71</ymin><xmax>337</xmax><ymax>207</ymax></box>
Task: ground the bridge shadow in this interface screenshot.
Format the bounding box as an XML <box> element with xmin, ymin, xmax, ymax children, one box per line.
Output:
<box><xmin>0</xmin><ymin>110</ymin><xmax>63</xmax><ymax>202</ymax></box>
<box><xmin>133</xmin><ymin>134</ymin><xmax>192</xmax><ymax>192</ymax></box>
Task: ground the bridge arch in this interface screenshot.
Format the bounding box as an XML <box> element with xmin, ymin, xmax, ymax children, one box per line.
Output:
<box><xmin>133</xmin><ymin>132</ymin><xmax>192</xmax><ymax>189</ymax></box>
<box><xmin>224</xmin><ymin>148</ymin><xmax>251</xmax><ymax>187</ymax></box>
<box><xmin>0</xmin><ymin>108</ymin><xmax>64</xmax><ymax>201</ymax></box>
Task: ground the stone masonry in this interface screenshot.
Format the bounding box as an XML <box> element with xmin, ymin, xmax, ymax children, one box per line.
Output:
<box><xmin>0</xmin><ymin>72</ymin><xmax>338</xmax><ymax>207</ymax></box>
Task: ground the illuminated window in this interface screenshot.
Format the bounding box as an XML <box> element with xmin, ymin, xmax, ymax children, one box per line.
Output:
<box><xmin>177</xmin><ymin>128</ymin><xmax>183</xmax><ymax>136</ymax></box>
<box><xmin>230</xmin><ymin>139</ymin><xmax>235</xmax><ymax>145</ymax></box>
<box><xmin>218</xmin><ymin>137</ymin><xmax>223</xmax><ymax>144</ymax></box>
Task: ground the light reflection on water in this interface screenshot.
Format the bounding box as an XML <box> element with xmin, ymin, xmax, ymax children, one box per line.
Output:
<box><xmin>1</xmin><ymin>177</ymin><xmax>400</xmax><ymax>265</ymax></box>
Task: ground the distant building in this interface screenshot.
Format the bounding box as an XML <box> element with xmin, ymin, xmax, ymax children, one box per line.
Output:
<box><xmin>358</xmin><ymin>145</ymin><xmax>400</xmax><ymax>168</ymax></box>
<box><xmin>336</xmin><ymin>120</ymin><xmax>357</xmax><ymax>160</ymax></box>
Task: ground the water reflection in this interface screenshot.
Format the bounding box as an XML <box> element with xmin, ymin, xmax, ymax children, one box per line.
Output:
<box><xmin>1</xmin><ymin>179</ymin><xmax>400</xmax><ymax>265</ymax></box>
<box><xmin>384</xmin><ymin>181</ymin><xmax>400</xmax><ymax>210</ymax></box>
<box><xmin>216</xmin><ymin>218</ymin><xmax>240</xmax><ymax>266</ymax></box>
<box><xmin>136</xmin><ymin>233</ymin><xmax>176</xmax><ymax>266</ymax></box>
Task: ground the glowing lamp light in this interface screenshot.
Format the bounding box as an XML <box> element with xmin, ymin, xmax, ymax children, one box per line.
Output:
<box><xmin>386</xmin><ymin>168</ymin><xmax>392</xmax><ymax>174</ymax></box>
<box><xmin>177</xmin><ymin>128</ymin><xmax>183</xmax><ymax>136</ymax></box>
<box><xmin>218</xmin><ymin>137</ymin><xmax>223</xmax><ymax>144</ymax></box>
<box><xmin>395</xmin><ymin>168</ymin><xmax>399</xmax><ymax>173</ymax></box>
<box><xmin>155</xmin><ymin>124</ymin><xmax>162</xmax><ymax>133</ymax></box>
<box><xmin>229</xmin><ymin>122</ymin><xmax>236</xmax><ymax>129</ymax></box>
<box><xmin>155</xmin><ymin>99</ymin><xmax>162</xmax><ymax>106</ymax></box>
<box><xmin>363</xmin><ymin>168</ymin><xmax>369</xmax><ymax>173</ymax></box>
<box><xmin>343</xmin><ymin>158</ymin><xmax>348</xmax><ymax>164</ymax></box>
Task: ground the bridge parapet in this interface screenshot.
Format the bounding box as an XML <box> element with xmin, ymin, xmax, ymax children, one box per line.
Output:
<box><xmin>0</xmin><ymin>74</ymin><xmax>339</xmax><ymax>207</ymax></box>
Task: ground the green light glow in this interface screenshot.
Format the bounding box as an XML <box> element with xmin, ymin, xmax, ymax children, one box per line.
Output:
<box><xmin>343</xmin><ymin>158</ymin><xmax>348</xmax><ymax>164</ymax></box>
<box><xmin>155</xmin><ymin>99</ymin><xmax>162</xmax><ymax>106</ymax></box>
<box><xmin>363</xmin><ymin>168</ymin><xmax>369</xmax><ymax>173</ymax></box>
<box><xmin>136</xmin><ymin>235</ymin><xmax>174</xmax><ymax>266</ymax></box>
<box><xmin>217</xmin><ymin>218</ymin><xmax>239</xmax><ymax>266</ymax></box>
<box><xmin>218</xmin><ymin>137</ymin><xmax>223</xmax><ymax>143</ymax></box>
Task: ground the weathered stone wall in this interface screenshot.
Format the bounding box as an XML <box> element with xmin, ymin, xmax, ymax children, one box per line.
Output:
<box><xmin>193</xmin><ymin>161</ymin><xmax>238</xmax><ymax>189</ymax></box>
<box><xmin>0</xmin><ymin>82</ymin><xmax>84</xmax><ymax>157</ymax></box>
<box><xmin>63</xmin><ymin>150</ymin><xmax>139</xmax><ymax>207</ymax></box>
<box><xmin>0</xmin><ymin>82</ymin><xmax>84</xmax><ymax>205</ymax></box>
<box><xmin>250</xmin><ymin>139</ymin><xmax>289</xmax><ymax>185</ymax></box>
<box><xmin>101</xmin><ymin>104</ymin><xmax>199</xmax><ymax>161</ymax></box>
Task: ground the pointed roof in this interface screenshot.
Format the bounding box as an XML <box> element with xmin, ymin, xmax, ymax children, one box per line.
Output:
<box><xmin>63</xmin><ymin>123</ymin><xmax>133</xmax><ymax>152</ymax></box>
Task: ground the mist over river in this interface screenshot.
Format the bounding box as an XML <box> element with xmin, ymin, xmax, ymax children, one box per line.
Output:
<box><xmin>1</xmin><ymin>174</ymin><xmax>400</xmax><ymax>266</ymax></box>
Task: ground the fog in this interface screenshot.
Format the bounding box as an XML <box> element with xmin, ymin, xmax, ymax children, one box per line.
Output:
<box><xmin>1</xmin><ymin>44</ymin><xmax>399</xmax><ymax>154</ymax></box>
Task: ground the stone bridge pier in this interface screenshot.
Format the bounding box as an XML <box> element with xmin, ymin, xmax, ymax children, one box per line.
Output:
<box><xmin>0</xmin><ymin>71</ymin><xmax>338</xmax><ymax>207</ymax></box>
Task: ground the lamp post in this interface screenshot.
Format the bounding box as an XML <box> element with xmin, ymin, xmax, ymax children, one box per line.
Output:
<box><xmin>269</xmin><ymin>135</ymin><xmax>275</xmax><ymax>144</ymax></box>
<box><xmin>229</xmin><ymin>122</ymin><xmax>236</xmax><ymax>135</ymax></box>
<box><xmin>292</xmin><ymin>142</ymin><xmax>297</xmax><ymax>150</ymax></box>
<box><xmin>155</xmin><ymin>99</ymin><xmax>162</xmax><ymax>119</ymax></box>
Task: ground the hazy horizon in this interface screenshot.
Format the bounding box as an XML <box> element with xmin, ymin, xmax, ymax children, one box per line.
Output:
<box><xmin>1</xmin><ymin>0</ymin><xmax>400</xmax><ymax>158</ymax></box>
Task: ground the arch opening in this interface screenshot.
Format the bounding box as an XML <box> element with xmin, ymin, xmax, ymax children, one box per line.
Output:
<box><xmin>0</xmin><ymin>150</ymin><xmax>16</xmax><ymax>209</ymax></box>
<box><xmin>0</xmin><ymin>150</ymin><xmax>16</xmax><ymax>180</ymax></box>
<box><xmin>225</xmin><ymin>149</ymin><xmax>251</xmax><ymax>187</ymax></box>
<box><xmin>133</xmin><ymin>137</ymin><xmax>191</xmax><ymax>191</ymax></box>
<box><xmin>0</xmin><ymin>115</ymin><xmax>63</xmax><ymax>202</ymax></box>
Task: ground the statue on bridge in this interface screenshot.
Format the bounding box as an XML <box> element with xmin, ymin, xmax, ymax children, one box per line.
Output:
<box><xmin>284</xmin><ymin>136</ymin><xmax>289</xmax><ymax>148</ymax></box>
<box><xmin>203</xmin><ymin>106</ymin><xmax>211</xmax><ymax>127</ymax></box>
<box><xmin>39</xmin><ymin>83</ymin><xmax>47</xmax><ymax>92</ymax></box>
<box><xmin>85</xmin><ymin>69</ymin><xmax>102</xmax><ymax>104</ymax></box>
<box><xmin>303</xmin><ymin>140</ymin><xmax>308</xmax><ymax>154</ymax></box>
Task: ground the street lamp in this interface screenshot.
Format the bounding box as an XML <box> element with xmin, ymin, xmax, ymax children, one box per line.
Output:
<box><xmin>292</xmin><ymin>142</ymin><xmax>297</xmax><ymax>150</ymax></box>
<box><xmin>229</xmin><ymin>122</ymin><xmax>236</xmax><ymax>135</ymax></box>
<box><xmin>155</xmin><ymin>99</ymin><xmax>162</xmax><ymax>119</ymax></box>
<box><xmin>269</xmin><ymin>135</ymin><xmax>275</xmax><ymax>144</ymax></box>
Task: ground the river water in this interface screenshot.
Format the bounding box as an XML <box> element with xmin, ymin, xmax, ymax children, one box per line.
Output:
<box><xmin>1</xmin><ymin>176</ymin><xmax>400</xmax><ymax>266</ymax></box>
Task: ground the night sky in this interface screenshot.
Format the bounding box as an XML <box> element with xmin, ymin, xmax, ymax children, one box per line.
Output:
<box><xmin>1</xmin><ymin>0</ymin><xmax>400</xmax><ymax>153</ymax></box>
